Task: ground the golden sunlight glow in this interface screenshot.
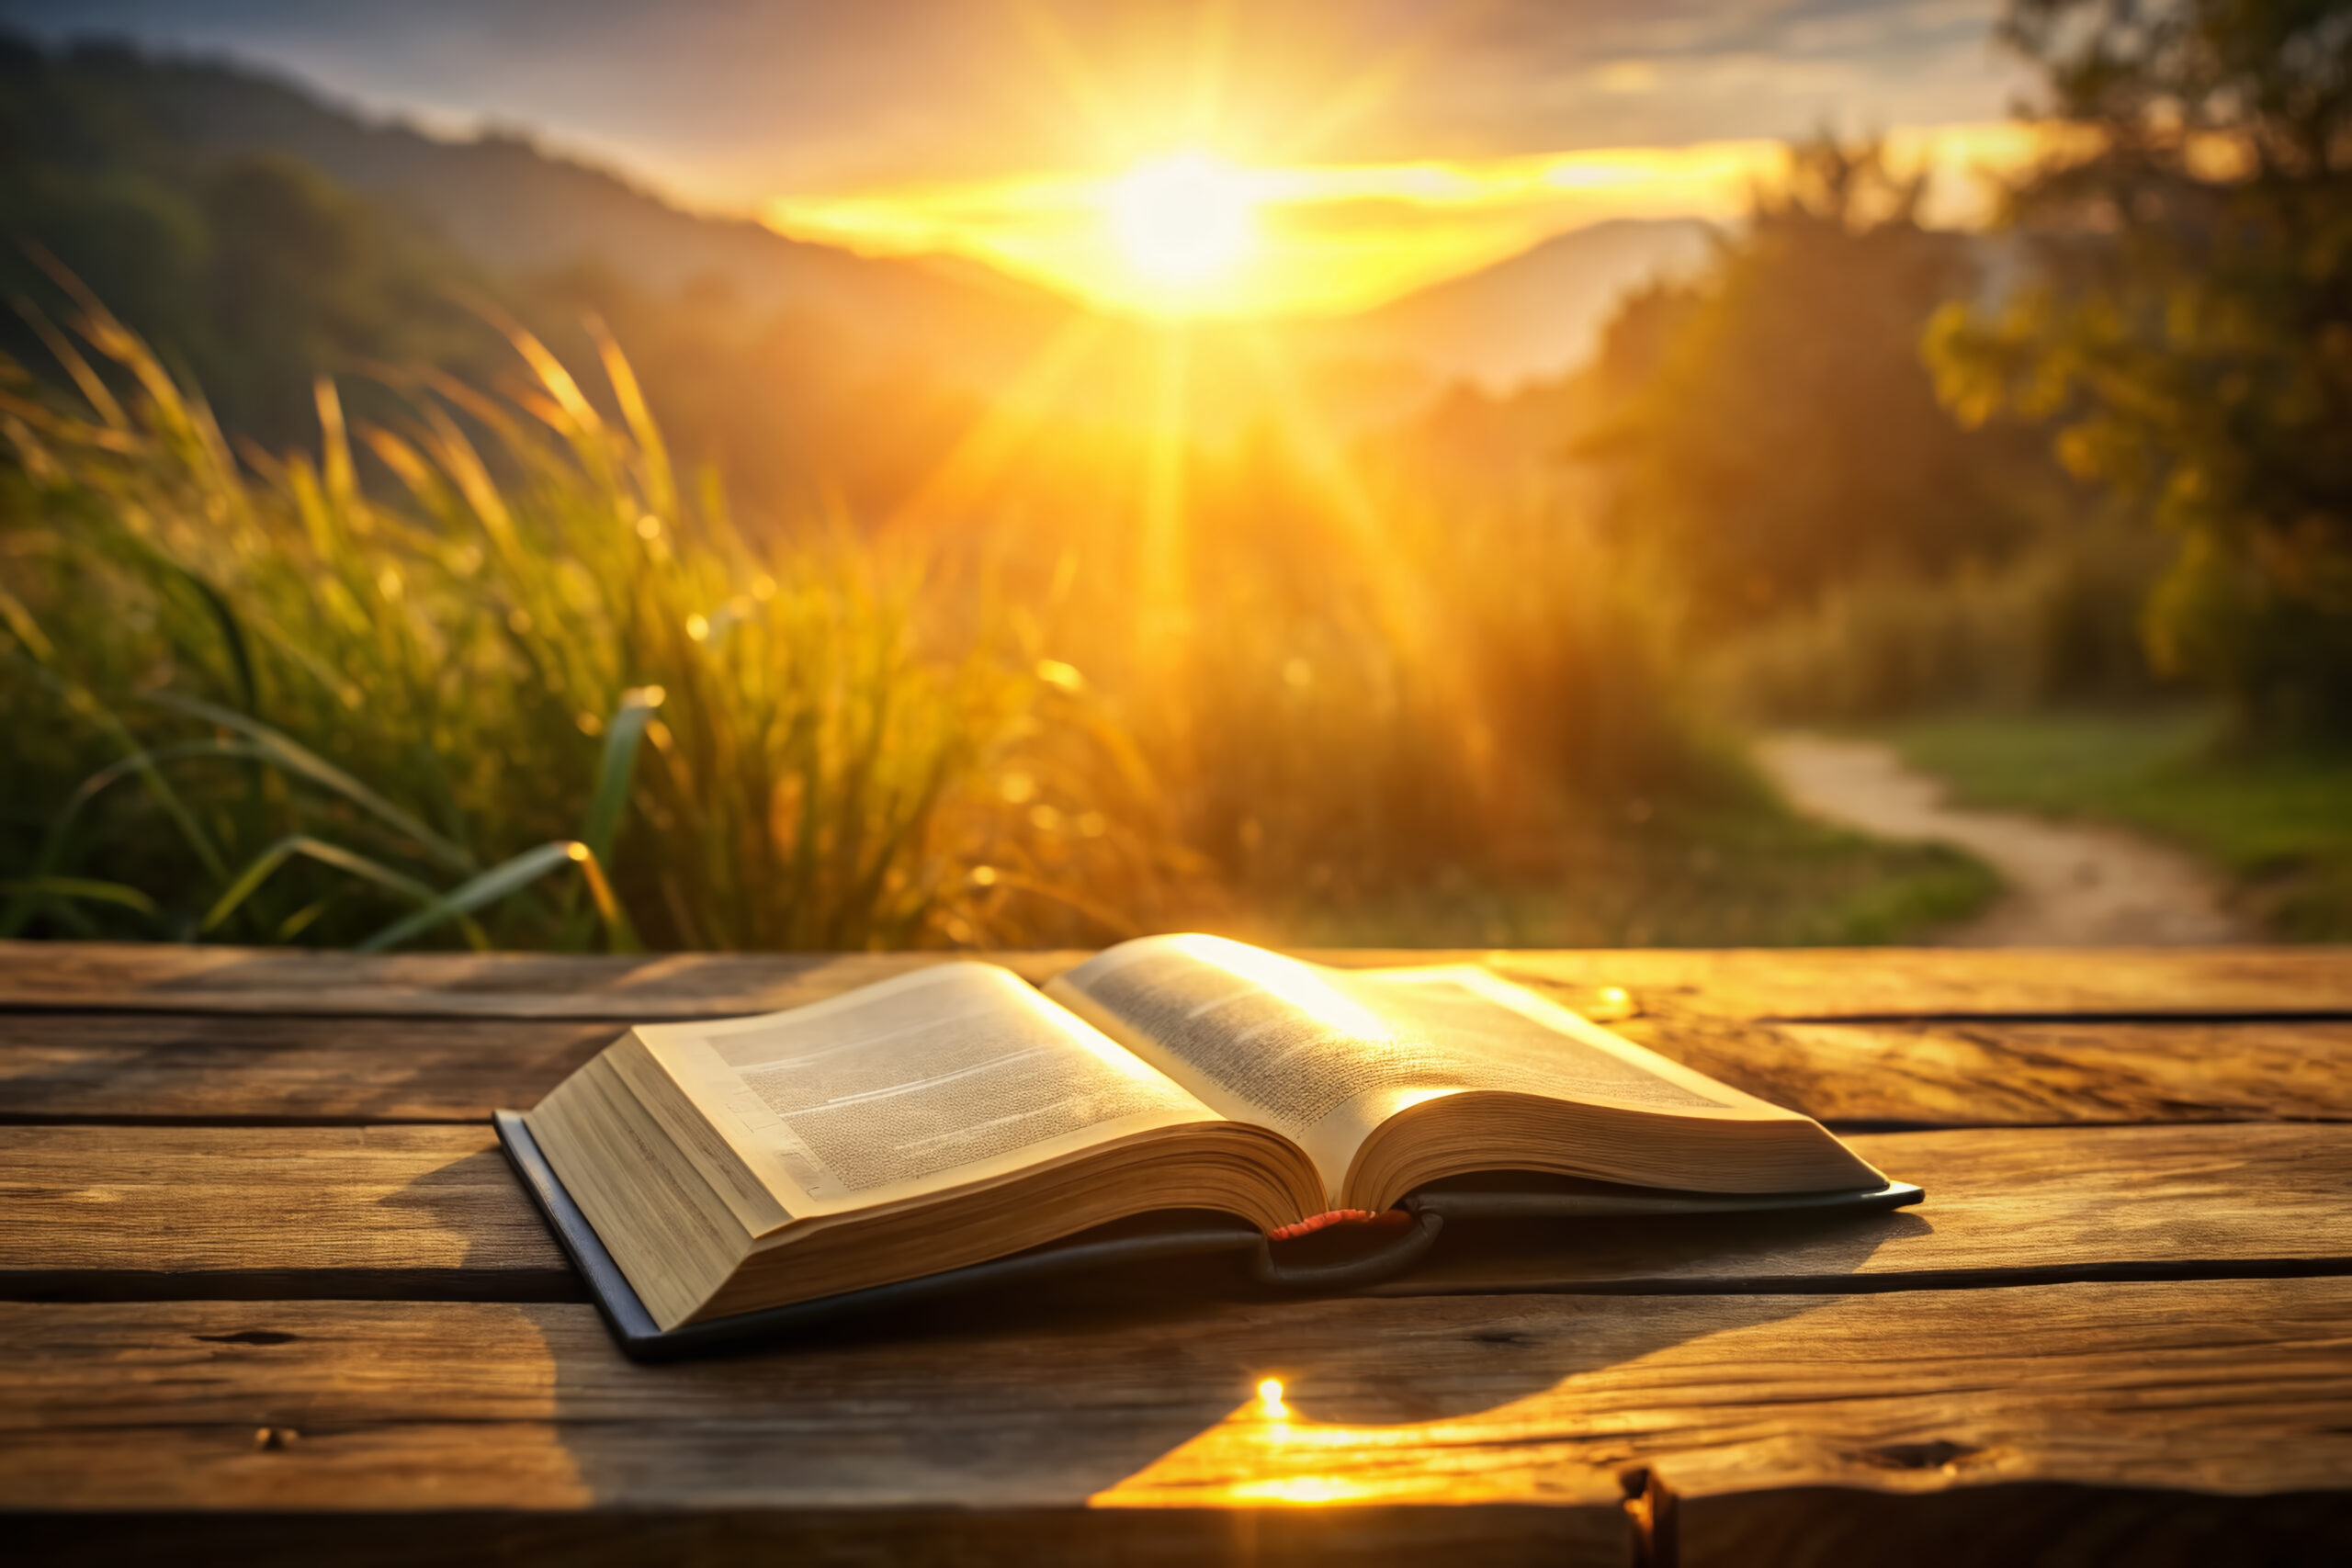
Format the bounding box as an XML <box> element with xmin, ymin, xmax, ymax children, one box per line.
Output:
<box><xmin>1090</xmin><ymin>1297</ymin><xmax>1851</xmax><ymax>1510</ymax></box>
<box><xmin>1257</xmin><ymin>1378</ymin><xmax>1288</xmax><ymax>1417</ymax></box>
<box><xmin>1089</xmin><ymin>1385</ymin><xmax>1534</xmax><ymax>1508</ymax></box>
<box><xmin>761</xmin><ymin>121</ymin><xmax>2054</xmax><ymax>318</ymax></box>
<box><xmin>1167</xmin><ymin>935</ymin><xmax>1389</xmax><ymax>1038</ymax></box>
<box><xmin>1107</xmin><ymin>152</ymin><xmax>1260</xmax><ymax>288</ymax></box>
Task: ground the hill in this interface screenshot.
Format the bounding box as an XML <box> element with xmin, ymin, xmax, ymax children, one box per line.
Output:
<box><xmin>0</xmin><ymin>34</ymin><xmax>1735</xmax><ymax>510</ymax></box>
<box><xmin>26</xmin><ymin>39</ymin><xmax>1073</xmax><ymax>375</ymax></box>
<box><xmin>1317</xmin><ymin>219</ymin><xmax>1718</xmax><ymax>389</ymax></box>
<box><xmin>0</xmin><ymin>34</ymin><xmax>1114</xmax><ymax>515</ymax></box>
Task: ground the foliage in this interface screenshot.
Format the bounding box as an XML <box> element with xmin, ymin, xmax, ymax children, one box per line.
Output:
<box><xmin>0</xmin><ymin>38</ymin><xmax>501</xmax><ymax>449</ymax></box>
<box><xmin>1885</xmin><ymin>708</ymin><xmax>2352</xmax><ymax>938</ymax></box>
<box><xmin>1928</xmin><ymin>0</ymin><xmax>2352</xmax><ymax>738</ymax></box>
<box><xmin>1135</xmin><ymin>433</ymin><xmax>1720</xmax><ymax>911</ymax></box>
<box><xmin>1250</xmin><ymin>796</ymin><xmax>1999</xmax><ymax>950</ymax></box>
<box><xmin>0</xmin><ymin>291</ymin><xmax>1172</xmax><ymax>949</ymax></box>
<box><xmin>1710</xmin><ymin>518</ymin><xmax>2173</xmax><ymax>721</ymax></box>
<box><xmin>0</xmin><ymin>36</ymin><xmax>1028</xmax><ymax>527</ymax></box>
<box><xmin>0</xmin><ymin>279</ymin><xmax>1981</xmax><ymax>953</ymax></box>
<box><xmin>0</xmin><ymin>34</ymin><xmax>2030</xmax><ymax>953</ymax></box>
<box><xmin>1578</xmin><ymin>139</ymin><xmax>2055</xmax><ymax>630</ymax></box>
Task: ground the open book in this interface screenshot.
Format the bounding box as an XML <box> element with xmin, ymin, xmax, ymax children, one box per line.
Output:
<box><xmin>520</xmin><ymin>934</ymin><xmax>1893</xmax><ymax>1333</ymax></box>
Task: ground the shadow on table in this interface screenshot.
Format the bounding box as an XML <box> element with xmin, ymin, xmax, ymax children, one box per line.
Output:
<box><xmin>500</xmin><ymin>1201</ymin><xmax>1930</xmax><ymax>1514</ymax></box>
<box><xmin>1380</xmin><ymin>1204</ymin><xmax>1938</xmax><ymax>1301</ymax></box>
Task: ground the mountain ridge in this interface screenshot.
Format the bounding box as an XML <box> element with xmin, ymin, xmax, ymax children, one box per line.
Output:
<box><xmin>1318</xmin><ymin>217</ymin><xmax>1719</xmax><ymax>389</ymax></box>
<box><xmin>38</xmin><ymin>38</ymin><xmax>1721</xmax><ymax>389</ymax></box>
<box><xmin>45</xmin><ymin>41</ymin><xmax>1075</xmax><ymax>369</ymax></box>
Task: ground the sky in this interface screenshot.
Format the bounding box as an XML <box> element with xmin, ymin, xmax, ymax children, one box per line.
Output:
<box><xmin>1</xmin><ymin>0</ymin><xmax>2040</xmax><ymax>313</ymax></box>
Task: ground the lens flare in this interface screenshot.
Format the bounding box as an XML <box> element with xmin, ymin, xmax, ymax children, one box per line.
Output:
<box><xmin>1106</xmin><ymin>152</ymin><xmax>1259</xmax><ymax>288</ymax></box>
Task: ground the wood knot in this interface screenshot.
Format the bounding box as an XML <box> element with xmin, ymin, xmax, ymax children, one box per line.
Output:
<box><xmin>1859</xmin><ymin>1438</ymin><xmax>1980</xmax><ymax>1471</ymax></box>
<box><xmin>254</xmin><ymin>1427</ymin><xmax>300</xmax><ymax>1452</ymax></box>
<box><xmin>1619</xmin><ymin>1467</ymin><xmax>1679</xmax><ymax>1568</ymax></box>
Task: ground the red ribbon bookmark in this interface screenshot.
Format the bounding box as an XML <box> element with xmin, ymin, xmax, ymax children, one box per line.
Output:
<box><xmin>1266</xmin><ymin>1208</ymin><xmax>1411</xmax><ymax>1242</ymax></box>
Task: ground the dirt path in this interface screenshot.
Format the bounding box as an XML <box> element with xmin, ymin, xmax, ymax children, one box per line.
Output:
<box><xmin>1757</xmin><ymin>733</ymin><xmax>2250</xmax><ymax>946</ymax></box>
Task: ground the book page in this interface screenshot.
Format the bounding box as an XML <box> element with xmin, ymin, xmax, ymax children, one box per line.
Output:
<box><xmin>1340</xmin><ymin>964</ymin><xmax>1736</xmax><ymax>1111</ymax></box>
<box><xmin>642</xmin><ymin>962</ymin><xmax>1223</xmax><ymax>1221</ymax></box>
<box><xmin>1048</xmin><ymin>935</ymin><xmax>1750</xmax><ymax>1200</ymax></box>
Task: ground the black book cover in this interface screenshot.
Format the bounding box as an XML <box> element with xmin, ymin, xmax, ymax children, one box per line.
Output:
<box><xmin>495</xmin><ymin>1110</ymin><xmax>1922</xmax><ymax>1360</ymax></box>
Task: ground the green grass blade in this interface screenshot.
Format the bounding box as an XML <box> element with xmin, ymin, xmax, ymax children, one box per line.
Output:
<box><xmin>569</xmin><ymin>843</ymin><xmax>641</xmax><ymax>954</ymax></box>
<box><xmin>68</xmin><ymin>685</ymin><xmax>228</xmax><ymax>884</ymax></box>
<box><xmin>144</xmin><ymin>692</ymin><xmax>477</xmax><ymax>874</ymax></box>
<box><xmin>580</xmin><ymin>686</ymin><xmax>662</xmax><ymax>864</ymax></box>
<box><xmin>10</xmin><ymin>287</ymin><xmax>129</xmax><ymax>429</ymax></box>
<box><xmin>275</xmin><ymin>897</ymin><xmax>334</xmax><ymax>942</ymax></box>
<box><xmin>164</xmin><ymin>554</ymin><xmax>260</xmax><ymax>714</ymax></box>
<box><xmin>356</xmin><ymin>840</ymin><xmax>622</xmax><ymax>953</ymax></box>
<box><xmin>198</xmin><ymin>833</ymin><xmax>488</xmax><ymax>946</ymax></box>
<box><xmin>0</xmin><ymin>876</ymin><xmax>159</xmax><ymax>919</ymax></box>
<box><xmin>0</xmin><ymin>728</ymin><xmax>246</xmax><ymax>941</ymax></box>
<box><xmin>197</xmin><ymin>838</ymin><xmax>301</xmax><ymax>934</ymax></box>
<box><xmin>0</xmin><ymin>581</ymin><xmax>58</xmax><ymax>664</ymax></box>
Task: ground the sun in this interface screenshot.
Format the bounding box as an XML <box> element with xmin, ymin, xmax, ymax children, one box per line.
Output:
<box><xmin>1105</xmin><ymin>152</ymin><xmax>1260</xmax><ymax>294</ymax></box>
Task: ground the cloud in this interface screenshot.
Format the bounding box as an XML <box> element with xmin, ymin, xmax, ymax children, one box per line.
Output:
<box><xmin>2</xmin><ymin>0</ymin><xmax>2030</xmax><ymax>209</ymax></box>
<box><xmin>767</xmin><ymin>118</ymin><xmax>2052</xmax><ymax>316</ymax></box>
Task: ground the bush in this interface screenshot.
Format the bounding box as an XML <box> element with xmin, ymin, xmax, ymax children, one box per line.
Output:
<box><xmin>1709</xmin><ymin>521</ymin><xmax>2170</xmax><ymax>722</ymax></box>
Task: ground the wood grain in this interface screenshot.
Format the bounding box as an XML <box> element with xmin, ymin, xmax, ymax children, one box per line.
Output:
<box><xmin>0</xmin><ymin>941</ymin><xmax>1093</xmax><ymax>1019</ymax></box>
<box><xmin>6</xmin><ymin>1279</ymin><xmax>2349</xmax><ymax>1513</ymax></box>
<box><xmin>1379</xmin><ymin>1122</ymin><xmax>2352</xmax><ymax>1295</ymax></box>
<box><xmin>9</xmin><ymin>1010</ymin><xmax>2351</xmax><ymax>1129</ymax></box>
<box><xmin>6</xmin><ymin>1123</ymin><xmax>2347</xmax><ymax>1304</ymax></box>
<box><xmin>0</xmin><ymin>1012</ymin><xmax>625</xmax><ymax>1123</ymax></box>
<box><xmin>1617</xmin><ymin>1017</ymin><xmax>2352</xmax><ymax>1128</ymax></box>
<box><xmin>0</xmin><ymin>1125</ymin><xmax>572</xmax><ymax>1301</ymax></box>
<box><xmin>11</xmin><ymin>941</ymin><xmax>2348</xmax><ymax>1021</ymax></box>
<box><xmin>1488</xmin><ymin>946</ymin><xmax>2352</xmax><ymax>1021</ymax></box>
<box><xmin>6</xmin><ymin>940</ymin><xmax>2349</xmax><ymax>1562</ymax></box>
<box><xmin>12</xmin><ymin>1506</ymin><xmax>1633</xmax><ymax>1568</ymax></box>
<box><xmin>19</xmin><ymin>1491</ymin><xmax>2346</xmax><ymax>1568</ymax></box>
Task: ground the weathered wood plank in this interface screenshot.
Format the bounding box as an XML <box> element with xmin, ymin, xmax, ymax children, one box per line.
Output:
<box><xmin>20</xmin><ymin>1494</ymin><xmax>2349</xmax><ymax>1568</ymax></box>
<box><xmin>6</xmin><ymin>1280</ymin><xmax>2349</xmax><ymax>1512</ymax></box>
<box><xmin>6</xmin><ymin>1123</ymin><xmax>2347</xmax><ymax>1303</ymax></box>
<box><xmin>0</xmin><ymin>1013</ymin><xmax>625</xmax><ymax>1123</ymax></box>
<box><xmin>1488</xmin><ymin>946</ymin><xmax>2352</xmax><ymax>1021</ymax></box>
<box><xmin>11</xmin><ymin>1507</ymin><xmax>1631</xmax><ymax>1568</ymax></box>
<box><xmin>1380</xmin><ymin>1122</ymin><xmax>2352</xmax><ymax>1295</ymax></box>
<box><xmin>1616</xmin><ymin>1017</ymin><xmax>2352</xmax><ymax>1128</ymax></box>
<box><xmin>0</xmin><ymin>941</ymin><xmax>1093</xmax><ymax>1019</ymax></box>
<box><xmin>0</xmin><ymin>1125</ymin><xmax>572</xmax><ymax>1302</ymax></box>
<box><xmin>9</xmin><ymin>1010</ymin><xmax>2350</xmax><ymax>1128</ymax></box>
<box><xmin>9</xmin><ymin>941</ymin><xmax>2348</xmax><ymax>1021</ymax></box>
<box><xmin>1678</xmin><ymin>1483</ymin><xmax>2352</xmax><ymax>1568</ymax></box>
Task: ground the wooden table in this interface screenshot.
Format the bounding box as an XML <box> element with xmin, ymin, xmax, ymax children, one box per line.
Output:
<box><xmin>7</xmin><ymin>941</ymin><xmax>2352</xmax><ymax>1565</ymax></box>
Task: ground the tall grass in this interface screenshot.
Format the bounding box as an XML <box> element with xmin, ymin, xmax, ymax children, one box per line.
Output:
<box><xmin>1140</xmin><ymin>455</ymin><xmax>1713</xmax><ymax>908</ymax></box>
<box><xmin>0</xmin><ymin>288</ymin><xmax>1176</xmax><ymax>949</ymax></box>
<box><xmin>1</xmin><ymin>283</ymin><xmax>1984</xmax><ymax>953</ymax></box>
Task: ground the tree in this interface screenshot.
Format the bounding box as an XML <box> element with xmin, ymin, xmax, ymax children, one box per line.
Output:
<box><xmin>0</xmin><ymin>40</ymin><xmax>497</xmax><ymax>448</ymax></box>
<box><xmin>1930</xmin><ymin>0</ymin><xmax>2352</xmax><ymax>736</ymax></box>
<box><xmin>1581</xmin><ymin>138</ymin><xmax>2041</xmax><ymax>630</ymax></box>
